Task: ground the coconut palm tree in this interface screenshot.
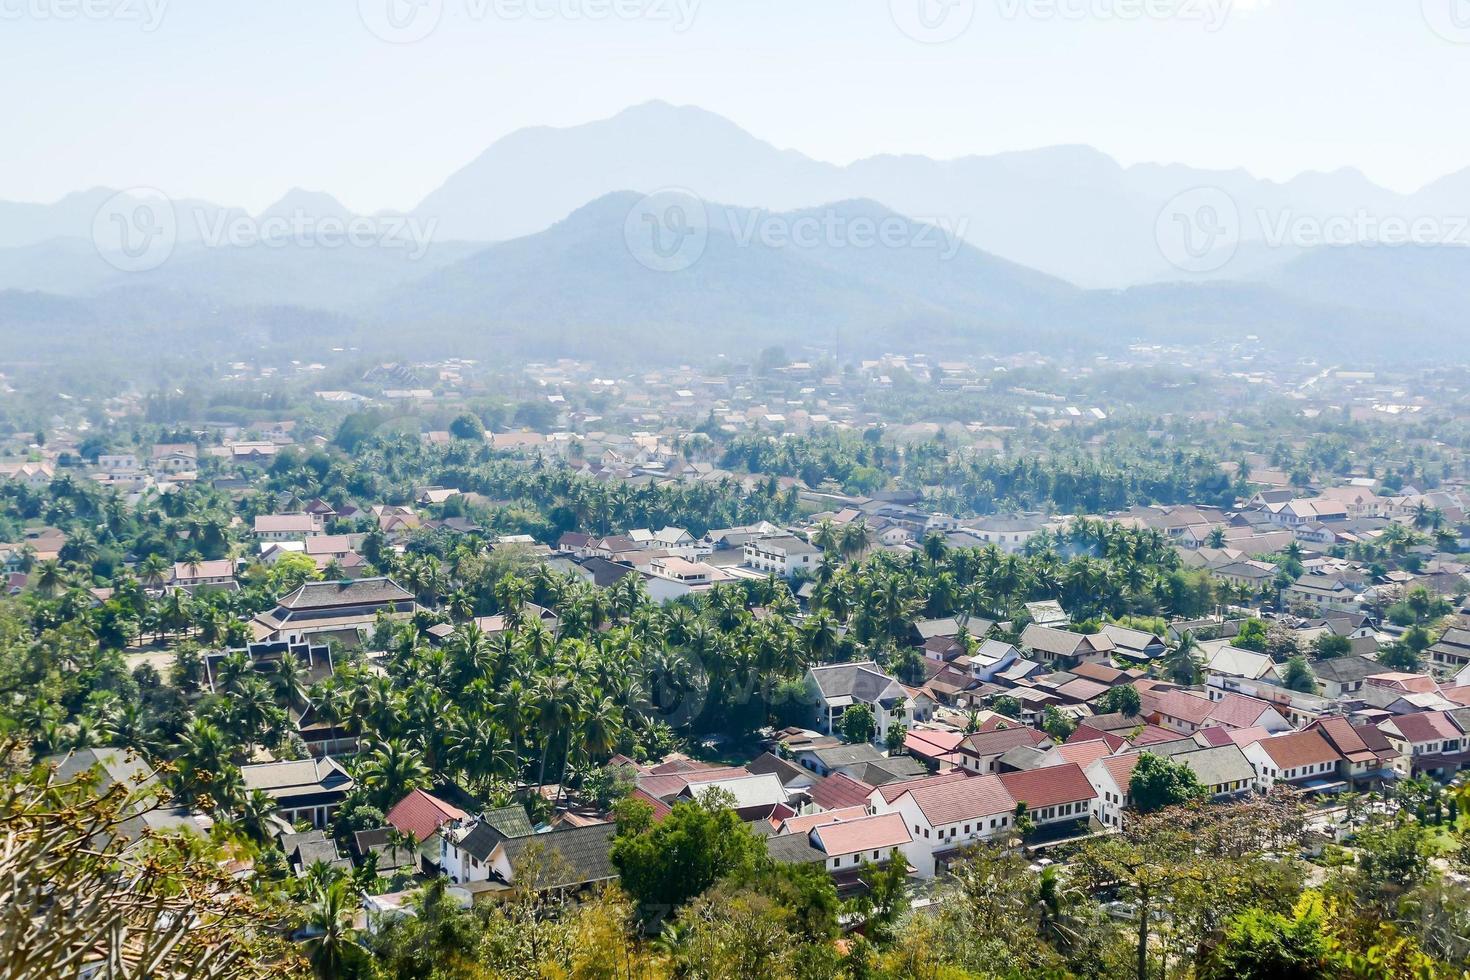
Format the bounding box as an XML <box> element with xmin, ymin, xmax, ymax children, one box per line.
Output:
<box><xmin>1163</xmin><ymin>630</ymin><xmax>1203</xmax><ymax>686</ymax></box>
<box><xmin>32</xmin><ymin>560</ymin><xmax>66</xmax><ymax>598</ymax></box>
<box><xmin>271</xmin><ymin>654</ymin><xmax>310</xmax><ymax>714</ymax></box>
<box><xmin>234</xmin><ymin>788</ymin><xmax>279</xmax><ymax>844</ymax></box>
<box><xmin>532</xmin><ymin>675</ymin><xmax>576</xmax><ymax>793</ymax></box>
<box><xmin>357</xmin><ymin>738</ymin><xmax>431</xmax><ymax>810</ymax></box>
<box><xmin>303</xmin><ymin>879</ymin><xmax>364</xmax><ymax>980</ymax></box>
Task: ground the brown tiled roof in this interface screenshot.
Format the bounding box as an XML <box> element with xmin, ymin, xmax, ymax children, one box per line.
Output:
<box><xmin>1307</xmin><ymin>717</ymin><xmax>1378</xmax><ymax>763</ymax></box>
<box><xmin>1055</xmin><ymin>678</ymin><xmax>1110</xmax><ymax>702</ymax></box>
<box><xmin>1070</xmin><ymin>662</ymin><xmax>1130</xmax><ymax>685</ymax></box>
<box><xmin>1386</xmin><ymin>710</ymin><xmax>1461</xmax><ymax>743</ymax></box>
<box><xmin>807</xmin><ymin>772</ymin><xmax>876</xmax><ymax>811</ymax></box>
<box><xmin>1256</xmin><ymin>730</ymin><xmax>1341</xmax><ymax>769</ymax></box>
<box><xmin>959</xmin><ymin>726</ymin><xmax>1048</xmax><ymax>757</ymax></box>
<box><xmin>631</xmin><ymin>788</ymin><xmax>673</xmax><ymax>822</ymax></box>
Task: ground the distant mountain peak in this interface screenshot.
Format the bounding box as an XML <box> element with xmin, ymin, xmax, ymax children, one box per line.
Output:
<box><xmin>256</xmin><ymin>188</ymin><xmax>352</xmax><ymax>220</ymax></box>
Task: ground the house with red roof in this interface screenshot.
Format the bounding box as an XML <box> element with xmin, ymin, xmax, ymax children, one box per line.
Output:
<box><xmin>1039</xmin><ymin>738</ymin><xmax>1114</xmax><ymax>772</ymax></box>
<box><xmin>773</xmin><ymin>806</ymin><xmax>869</xmax><ymax>835</ymax></box>
<box><xmin>386</xmin><ymin>788</ymin><xmax>468</xmax><ymax>844</ymax></box>
<box><xmin>903</xmin><ymin>728</ymin><xmax>966</xmax><ymax>771</ymax></box>
<box><xmin>870</xmin><ymin>771</ymin><xmax>1015</xmax><ymax>877</ymax></box>
<box><xmin>1378</xmin><ymin>710</ymin><xmax>1468</xmax><ymax>777</ymax></box>
<box><xmin>996</xmin><ymin>763</ymin><xmax>1097</xmax><ymax>830</ymax></box>
<box><xmin>1306</xmin><ymin>717</ymin><xmax>1400</xmax><ymax>787</ymax></box>
<box><xmin>1241</xmin><ymin>730</ymin><xmax>1345</xmax><ymax>792</ymax></box>
<box><xmin>1151</xmin><ymin>689</ymin><xmax>1290</xmax><ymax>735</ymax></box>
<box><xmin>809</xmin><ymin>813</ymin><xmax>913</xmax><ymax>875</ymax></box>
<box><xmin>807</xmin><ymin>771</ymin><xmax>878</xmax><ymax>812</ymax></box>
<box><xmin>954</xmin><ymin>725</ymin><xmax>1050</xmax><ymax>774</ymax></box>
<box><xmin>1086</xmin><ymin>753</ymin><xmax>1142</xmax><ymax>828</ymax></box>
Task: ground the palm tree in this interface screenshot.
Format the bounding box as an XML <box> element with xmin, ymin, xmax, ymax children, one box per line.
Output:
<box><xmin>303</xmin><ymin>879</ymin><xmax>364</xmax><ymax>980</ymax></box>
<box><xmin>838</xmin><ymin>521</ymin><xmax>869</xmax><ymax>562</ymax></box>
<box><xmin>1164</xmin><ymin>630</ymin><xmax>1203</xmax><ymax>685</ymax></box>
<box><xmin>271</xmin><ymin>654</ymin><xmax>310</xmax><ymax>714</ymax></box>
<box><xmin>33</xmin><ymin>560</ymin><xmax>66</xmax><ymax>598</ymax></box>
<box><xmin>234</xmin><ymin>788</ymin><xmax>279</xmax><ymax>844</ymax></box>
<box><xmin>532</xmin><ymin>675</ymin><xmax>576</xmax><ymax>793</ymax></box>
<box><xmin>357</xmin><ymin>738</ymin><xmax>431</xmax><ymax>810</ymax></box>
<box><xmin>492</xmin><ymin>680</ymin><xmax>531</xmax><ymax>782</ymax></box>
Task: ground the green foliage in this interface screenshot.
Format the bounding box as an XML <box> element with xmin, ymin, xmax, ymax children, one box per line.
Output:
<box><xmin>609</xmin><ymin>793</ymin><xmax>765</xmax><ymax>924</ymax></box>
<box><xmin>884</xmin><ymin>722</ymin><xmax>907</xmax><ymax>756</ymax></box>
<box><xmin>1283</xmin><ymin>655</ymin><xmax>1319</xmax><ymax>694</ymax></box>
<box><xmin>1313</xmin><ymin>632</ymin><xmax>1351</xmax><ymax>660</ymax></box>
<box><xmin>1041</xmin><ymin>706</ymin><xmax>1077</xmax><ymax>741</ymax></box>
<box><xmin>448</xmin><ymin>412</ymin><xmax>485</xmax><ymax>441</ymax></box>
<box><xmin>840</xmin><ymin>702</ymin><xmax>877</xmax><ymax>744</ymax></box>
<box><xmin>992</xmin><ymin>695</ymin><xmax>1022</xmax><ymax>720</ymax></box>
<box><xmin>1095</xmin><ymin>683</ymin><xmax>1142</xmax><ymax>717</ymax></box>
<box><xmin>1129</xmin><ymin>751</ymin><xmax>1206</xmax><ymax>814</ymax></box>
<box><xmin>1233</xmin><ymin>618</ymin><xmax>1270</xmax><ymax>652</ymax></box>
<box><xmin>1203</xmin><ymin>891</ymin><xmax>1333</xmax><ymax>980</ymax></box>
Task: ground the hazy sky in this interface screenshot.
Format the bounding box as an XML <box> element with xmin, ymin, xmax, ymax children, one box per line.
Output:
<box><xmin>3</xmin><ymin>0</ymin><xmax>1469</xmax><ymax>212</ymax></box>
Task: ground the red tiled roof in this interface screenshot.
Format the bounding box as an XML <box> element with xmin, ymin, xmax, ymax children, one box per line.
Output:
<box><xmin>997</xmin><ymin>763</ymin><xmax>1096</xmax><ymax>810</ymax></box>
<box><xmin>774</xmin><ymin>806</ymin><xmax>869</xmax><ymax>834</ymax></box>
<box><xmin>1070</xmin><ymin>725</ymin><xmax>1128</xmax><ymax>751</ymax></box>
<box><xmin>1051</xmin><ymin>739</ymin><xmax>1113</xmax><ymax>770</ymax></box>
<box><xmin>808</xmin><ymin>772</ymin><xmax>877</xmax><ymax>811</ymax></box>
<box><xmin>1194</xmin><ymin>725</ymin><xmax>1236</xmax><ymax>747</ymax></box>
<box><xmin>631</xmin><ymin>788</ymin><xmax>673</xmax><ymax>822</ymax></box>
<box><xmin>812</xmin><ymin>812</ymin><xmax>912</xmax><ymax>855</ymax></box>
<box><xmin>1226</xmin><ymin>726</ymin><xmax>1271</xmax><ymax>749</ymax></box>
<box><xmin>1092</xmin><ymin>752</ymin><xmax>1143</xmax><ymax>795</ymax></box>
<box><xmin>1441</xmin><ymin>686</ymin><xmax>1470</xmax><ymax>707</ymax></box>
<box><xmin>1129</xmin><ymin>725</ymin><xmax>1189</xmax><ymax>747</ymax></box>
<box><xmin>637</xmin><ymin>765</ymin><xmax>748</xmax><ymax>800</ymax></box>
<box><xmin>873</xmin><ymin>769</ymin><xmax>972</xmax><ymax>805</ymax></box>
<box><xmin>1205</xmin><ymin>693</ymin><xmax>1276</xmax><ymax>729</ymax></box>
<box><xmin>1386</xmin><ymin>710</ymin><xmax>1461</xmax><ymax>743</ymax></box>
<box><xmin>1366</xmin><ymin>672</ymin><xmax>1439</xmax><ymax>694</ymax></box>
<box><xmin>905</xmin><ymin>729</ymin><xmax>964</xmax><ymax>757</ymax></box>
<box><xmin>959</xmin><ymin>726</ymin><xmax>1048</xmax><ymax>757</ymax></box>
<box><xmin>900</xmin><ymin>773</ymin><xmax>1014</xmax><ymax>826</ymax></box>
<box><xmin>385</xmin><ymin>789</ymin><xmax>468</xmax><ymax>841</ymax></box>
<box><xmin>1256</xmin><ymin>730</ymin><xmax>1341</xmax><ymax>769</ymax></box>
<box><xmin>1152</xmin><ymin>690</ymin><xmax>1216</xmax><ymax>725</ymax></box>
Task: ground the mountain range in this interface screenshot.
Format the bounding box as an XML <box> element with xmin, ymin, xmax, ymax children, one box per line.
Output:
<box><xmin>1</xmin><ymin>101</ymin><xmax>1467</xmax><ymax>364</ymax></box>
